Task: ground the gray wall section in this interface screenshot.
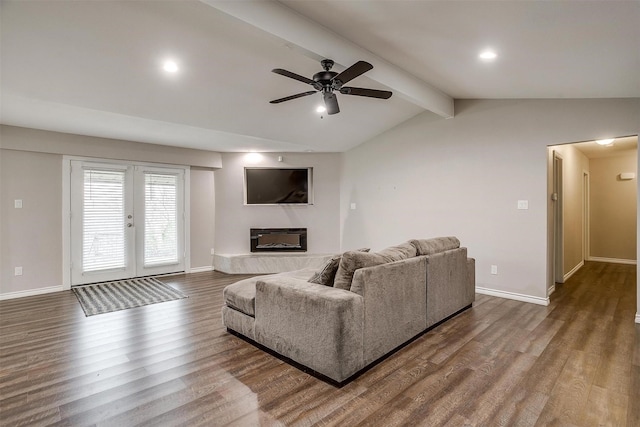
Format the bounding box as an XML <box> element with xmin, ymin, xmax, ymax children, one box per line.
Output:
<box><xmin>1</xmin><ymin>150</ymin><xmax>62</xmax><ymax>294</ymax></box>
<box><xmin>0</xmin><ymin>125</ymin><xmax>222</xmax><ymax>168</ymax></box>
<box><xmin>214</xmin><ymin>152</ymin><xmax>341</xmax><ymax>255</ymax></box>
<box><xmin>0</xmin><ymin>126</ymin><xmax>220</xmax><ymax>296</ymax></box>
<box><xmin>190</xmin><ymin>167</ymin><xmax>216</xmax><ymax>269</ymax></box>
<box><xmin>340</xmin><ymin>98</ymin><xmax>640</xmax><ymax>302</ymax></box>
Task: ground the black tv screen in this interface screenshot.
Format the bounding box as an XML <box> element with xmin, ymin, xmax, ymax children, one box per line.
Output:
<box><xmin>245</xmin><ymin>168</ymin><xmax>312</xmax><ymax>205</ymax></box>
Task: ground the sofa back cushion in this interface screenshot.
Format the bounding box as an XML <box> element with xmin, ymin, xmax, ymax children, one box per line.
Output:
<box><xmin>308</xmin><ymin>248</ymin><xmax>370</xmax><ymax>286</ymax></box>
<box><xmin>409</xmin><ymin>236</ymin><xmax>460</xmax><ymax>256</ymax></box>
<box><xmin>333</xmin><ymin>242</ymin><xmax>417</xmax><ymax>290</ymax></box>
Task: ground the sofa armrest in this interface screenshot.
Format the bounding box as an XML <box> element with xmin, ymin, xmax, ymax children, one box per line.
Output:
<box><xmin>352</xmin><ymin>256</ymin><xmax>428</xmax><ymax>365</ymax></box>
<box><xmin>254</xmin><ymin>277</ymin><xmax>364</xmax><ymax>383</ymax></box>
<box><xmin>425</xmin><ymin>247</ymin><xmax>475</xmax><ymax>327</ymax></box>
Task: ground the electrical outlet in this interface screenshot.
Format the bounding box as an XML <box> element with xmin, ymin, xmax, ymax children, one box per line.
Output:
<box><xmin>491</xmin><ymin>265</ymin><xmax>498</xmax><ymax>275</ymax></box>
<box><xmin>210</xmin><ymin>248</ymin><xmax>215</xmax><ymax>255</ymax></box>
<box><xmin>15</xmin><ymin>266</ymin><xmax>23</xmax><ymax>276</ymax></box>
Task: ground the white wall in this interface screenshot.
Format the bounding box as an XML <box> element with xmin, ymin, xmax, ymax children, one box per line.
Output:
<box><xmin>214</xmin><ymin>152</ymin><xmax>341</xmax><ymax>255</ymax></box>
<box><xmin>340</xmin><ymin>98</ymin><xmax>640</xmax><ymax>304</ymax></box>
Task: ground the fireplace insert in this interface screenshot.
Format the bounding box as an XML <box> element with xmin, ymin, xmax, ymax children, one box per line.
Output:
<box><xmin>250</xmin><ymin>228</ymin><xmax>307</xmax><ymax>252</ymax></box>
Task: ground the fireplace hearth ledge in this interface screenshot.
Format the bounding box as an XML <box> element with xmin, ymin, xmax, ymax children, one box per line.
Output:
<box><xmin>213</xmin><ymin>253</ymin><xmax>335</xmax><ymax>274</ymax></box>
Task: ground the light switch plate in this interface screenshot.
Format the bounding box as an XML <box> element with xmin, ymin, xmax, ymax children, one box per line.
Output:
<box><xmin>15</xmin><ymin>267</ymin><xmax>23</xmax><ymax>276</ymax></box>
<box><xmin>517</xmin><ymin>200</ymin><xmax>529</xmax><ymax>210</ymax></box>
<box><xmin>350</xmin><ymin>203</ymin><xmax>357</xmax><ymax>210</ymax></box>
<box><xmin>14</xmin><ymin>199</ymin><xmax>23</xmax><ymax>209</ymax></box>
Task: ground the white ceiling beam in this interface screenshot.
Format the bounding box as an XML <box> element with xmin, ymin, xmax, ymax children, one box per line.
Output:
<box><xmin>201</xmin><ymin>0</ymin><xmax>454</xmax><ymax>118</ymax></box>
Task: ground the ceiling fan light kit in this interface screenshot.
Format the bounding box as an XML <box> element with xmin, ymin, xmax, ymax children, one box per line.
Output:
<box><xmin>270</xmin><ymin>59</ymin><xmax>392</xmax><ymax>115</ymax></box>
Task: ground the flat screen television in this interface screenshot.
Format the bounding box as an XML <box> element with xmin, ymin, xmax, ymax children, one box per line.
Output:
<box><xmin>244</xmin><ymin>167</ymin><xmax>313</xmax><ymax>205</ymax></box>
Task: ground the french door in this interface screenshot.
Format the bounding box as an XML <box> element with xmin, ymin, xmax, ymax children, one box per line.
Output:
<box><xmin>70</xmin><ymin>160</ymin><xmax>186</xmax><ymax>285</ymax></box>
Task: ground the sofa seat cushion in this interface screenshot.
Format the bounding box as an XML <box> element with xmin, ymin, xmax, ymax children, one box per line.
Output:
<box><xmin>333</xmin><ymin>241</ymin><xmax>417</xmax><ymax>291</ymax></box>
<box><xmin>223</xmin><ymin>268</ymin><xmax>316</xmax><ymax>316</ymax></box>
<box><xmin>409</xmin><ymin>236</ymin><xmax>460</xmax><ymax>256</ymax></box>
<box><xmin>223</xmin><ymin>277</ymin><xmax>259</xmax><ymax>316</ymax></box>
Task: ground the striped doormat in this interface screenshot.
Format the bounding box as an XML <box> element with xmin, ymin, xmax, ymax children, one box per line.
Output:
<box><xmin>73</xmin><ymin>277</ymin><xmax>187</xmax><ymax>316</ymax></box>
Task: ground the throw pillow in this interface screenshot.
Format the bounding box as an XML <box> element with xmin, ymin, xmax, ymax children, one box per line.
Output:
<box><xmin>333</xmin><ymin>241</ymin><xmax>417</xmax><ymax>290</ymax></box>
<box><xmin>308</xmin><ymin>248</ymin><xmax>370</xmax><ymax>286</ymax></box>
<box><xmin>409</xmin><ymin>236</ymin><xmax>460</xmax><ymax>256</ymax></box>
<box><xmin>308</xmin><ymin>254</ymin><xmax>341</xmax><ymax>286</ymax></box>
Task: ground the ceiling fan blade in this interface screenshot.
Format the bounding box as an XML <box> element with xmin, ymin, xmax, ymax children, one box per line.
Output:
<box><xmin>339</xmin><ymin>86</ymin><xmax>392</xmax><ymax>99</ymax></box>
<box><xmin>332</xmin><ymin>61</ymin><xmax>373</xmax><ymax>86</ymax></box>
<box><xmin>323</xmin><ymin>92</ymin><xmax>340</xmax><ymax>115</ymax></box>
<box><xmin>270</xmin><ymin>91</ymin><xmax>317</xmax><ymax>104</ymax></box>
<box><xmin>272</xmin><ymin>68</ymin><xmax>316</xmax><ymax>86</ymax></box>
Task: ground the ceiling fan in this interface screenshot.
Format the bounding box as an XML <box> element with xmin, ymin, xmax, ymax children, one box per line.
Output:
<box><xmin>269</xmin><ymin>59</ymin><xmax>392</xmax><ymax>115</ymax></box>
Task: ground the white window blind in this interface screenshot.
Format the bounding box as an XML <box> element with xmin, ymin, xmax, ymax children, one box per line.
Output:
<box><xmin>144</xmin><ymin>173</ymin><xmax>178</xmax><ymax>266</ymax></box>
<box><xmin>82</xmin><ymin>169</ymin><xmax>126</xmax><ymax>272</ymax></box>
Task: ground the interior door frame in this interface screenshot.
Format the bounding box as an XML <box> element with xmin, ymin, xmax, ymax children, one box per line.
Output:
<box><xmin>583</xmin><ymin>170</ymin><xmax>590</xmax><ymax>262</ymax></box>
<box><xmin>552</xmin><ymin>151</ymin><xmax>564</xmax><ymax>284</ymax></box>
<box><xmin>62</xmin><ymin>156</ymin><xmax>191</xmax><ymax>290</ymax></box>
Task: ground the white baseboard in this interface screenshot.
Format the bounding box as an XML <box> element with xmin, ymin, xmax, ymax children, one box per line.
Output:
<box><xmin>0</xmin><ymin>285</ymin><xmax>65</xmax><ymax>301</ymax></box>
<box><xmin>636</xmin><ymin>313</ymin><xmax>640</xmax><ymax>324</ymax></box>
<box><xmin>476</xmin><ymin>286</ymin><xmax>549</xmax><ymax>306</ymax></box>
<box><xmin>588</xmin><ymin>257</ymin><xmax>636</xmax><ymax>265</ymax></box>
<box><xmin>563</xmin><ymin>261</ymin><xmax>584</xmax><ymax>281</ymax></box>
<box><xmin>189</xmin><ymin>266</ymin><xmax>214</xmax><ymax>273</ymax></box>
<box><xmin>548</xmin><ymin>284</ymin><xmax>556</xmax><ymax>296</ymax></box>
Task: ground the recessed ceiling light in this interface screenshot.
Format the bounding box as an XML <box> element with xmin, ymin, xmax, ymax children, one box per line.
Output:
<box><xmin>595</xmin><ymin>138</ymin><xmax>615</xmax><ymax>146</ymax></box>
<box><xmin>479</xmin><ymin>50</ymin><xmax>497</xmax><ymax>61</ymax></box>
<box><xmin>163</xmin><ymin>60</ymin><xmax>179</xmax><ymax>73</ymax></box>
<box><xmin>316</xmin><ymin>105</ymin><xmax>326</xmax><ymax>113</ymax></box>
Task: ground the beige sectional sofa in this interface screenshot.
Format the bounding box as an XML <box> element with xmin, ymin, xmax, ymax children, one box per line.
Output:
<box><xmin>222</xmin><ymin>237</ymin><xmax>475</xmax><ymax>383</ymax></box>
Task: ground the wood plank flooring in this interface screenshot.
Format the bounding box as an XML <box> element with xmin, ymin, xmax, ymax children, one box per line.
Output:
<box><xmin>0</xmin><ymin>261</ymin><xmax>637</xmax><ymax>426</ymax></box>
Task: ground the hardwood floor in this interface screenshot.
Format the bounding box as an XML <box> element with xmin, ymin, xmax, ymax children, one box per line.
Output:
<box><xmin>0</xmin><ymin>262</ymin><xmax>637</xmax><ymax>426</ymax></box>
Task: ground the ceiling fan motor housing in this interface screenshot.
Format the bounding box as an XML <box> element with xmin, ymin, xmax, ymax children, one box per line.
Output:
<box><xmin>270</xmin><ymin>58</ymin><xmax>391</xmax><ymax>114</ymax></box>
<box><xmin>313</xmin><ymin>70</ymin><xmax>338</xmax><ymax>85</ymax></box>
<box><xmin>315</xmin><ymin>59</ymin><xmax>341</xmax><ymax>90</ymax></box>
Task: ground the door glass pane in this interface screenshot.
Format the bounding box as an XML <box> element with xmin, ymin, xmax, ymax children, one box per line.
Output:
<box><xmin>144</xmin><ymin>173</ymin><xmax>178</xmax><ymax>266</ymax></box>
<box><xmin>83</xmin><ymin>169</ymin><xmax>126</xmax><ymax>272</ymax></box>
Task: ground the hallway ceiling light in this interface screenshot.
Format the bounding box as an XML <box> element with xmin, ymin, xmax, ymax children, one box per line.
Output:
<box><xmin>595</xmin><ymin>138</ymin><xmax>615</xmax><ymax>146</ymax></box>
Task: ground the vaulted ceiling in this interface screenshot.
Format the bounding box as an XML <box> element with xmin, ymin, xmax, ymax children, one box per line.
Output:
<box><xmin>1</xmin><ymin>1</ymin><xmax>639</xmax><ymax>152</ymax></box>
